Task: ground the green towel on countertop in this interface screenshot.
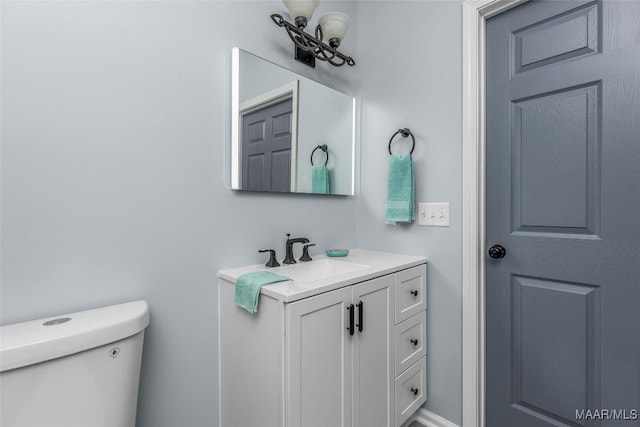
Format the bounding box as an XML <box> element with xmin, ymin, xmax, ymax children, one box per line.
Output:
<box><xmin>312</xmin><ymin>164</ymin><xmax>330</xmax><ymax>194</ymax></box>
<box><xmin>385</xmin><ymin>153</ymin><xmax>415</xmax><ymax>223</ymax></box>
<box><xmin>234</xmin><ymin>271</ymin><xmax>291</xmax><ymax>314</ymax></box>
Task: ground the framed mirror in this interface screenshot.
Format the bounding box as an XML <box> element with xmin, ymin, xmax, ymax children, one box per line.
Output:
<box><xmin>227</xmin><ymin>48</ymin><xmax>356</xmax><ymax>195</ymax></box>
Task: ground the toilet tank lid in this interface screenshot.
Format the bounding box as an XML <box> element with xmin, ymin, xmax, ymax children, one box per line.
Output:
<box><xmin>0</xmin><ymin>300</ymin><xmax>150</xmax><ymax>372</ymax></box>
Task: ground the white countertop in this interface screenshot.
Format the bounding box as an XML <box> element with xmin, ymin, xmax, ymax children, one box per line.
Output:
<box><xmin>217</xmin><ymin>249</ymin><xmax>428</xmax><ymax>303</ymax></box>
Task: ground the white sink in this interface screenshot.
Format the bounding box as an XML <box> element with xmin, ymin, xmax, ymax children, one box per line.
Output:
<box><xmin>218</xmin><ymin>249</ymin><xmax>429</xmax><ymax>303</ymax></box>
<box><xmin>269</xmin><ymin>259</ymin><xmax>369</xmax><ymax>283</ymax></box>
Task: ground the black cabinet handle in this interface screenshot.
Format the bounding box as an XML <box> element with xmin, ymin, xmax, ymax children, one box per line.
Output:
<box><xmin>356</xmin><ymin>301</ymin><xmax>363</xmax><ymax>333</ymax></box>
<box><xmin>410</xmin><ymin>289</ymin><xmax>419</xmax><ymax>297</ymax></box>
<box><xmin>411</xmin><ymin>338</ymin><xmax>419</xmax><ymax>346</ymax></box>
<box><xmin>347</xmin><ymin>304</ymin><xmax>354</xmax><ymax>336</ymax></box>
<box><xmin>411</xmin><ymin>387</ymin><xmax>419</xmax><ymax>396</ymax></box>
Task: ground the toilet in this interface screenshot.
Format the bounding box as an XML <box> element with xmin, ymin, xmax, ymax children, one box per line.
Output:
<box><xmin>0</xmin><ymin>300</ymin><xmax>150</xmax><ymax>427</ymax></box>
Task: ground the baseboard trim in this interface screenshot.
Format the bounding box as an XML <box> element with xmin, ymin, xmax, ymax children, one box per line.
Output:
<box><xmin>411</xmin><ymin>408</ymin><xmax>459</xmax><ymax>427</ymax></box>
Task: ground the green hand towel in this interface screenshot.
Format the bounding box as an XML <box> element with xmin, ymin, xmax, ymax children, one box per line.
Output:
<box><xmin>385</xmin><ymin>153</ymin><xmax>415</xmax><ymax>223</ymax></box>
<box><xmin>312</xmin><ymin>164</ymin><xmax>330</xmax><ymax>194</ymax></box>
<box><xmin>234</xmin><ymin>271</ymin><xmax>291</xmax><ymax>314</ymax></box>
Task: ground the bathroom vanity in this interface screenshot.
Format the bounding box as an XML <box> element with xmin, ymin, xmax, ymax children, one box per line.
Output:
<box><xmin>218</xmin><ymin>250</ymin><xmax>427</xmax><ymax>427</ymax></box>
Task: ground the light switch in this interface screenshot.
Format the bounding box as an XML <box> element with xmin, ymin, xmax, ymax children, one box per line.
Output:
<box><xmin>418</xmin><ymin>203</ymin><xmax>450</xmax><ymax>227</ymax></box>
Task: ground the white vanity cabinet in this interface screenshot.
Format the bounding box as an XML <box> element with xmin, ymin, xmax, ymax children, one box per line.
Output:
<box><xmin>287</xmin><ymin>274</ymin><xmax>394</xmax><ymax>427</ymax></box>
<box><xmin>218</xmin><ymin>250</ymin><xmax>427</xmax><ymax>427</ymax></box>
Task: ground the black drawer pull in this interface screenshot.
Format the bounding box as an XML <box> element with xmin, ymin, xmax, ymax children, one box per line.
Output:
<box><xmin>410</xmin><ymin>338</ymin><xmax>419</xmax><ymax>346</ymax></box>
<box><xmin>410</xmin><ymin>289</ymin><xmax>419</xmax><ymax>297</ymax></box>
<box><xmin>411</xmin><ymin>387</ymin><xmax>419</xmax><ymax>396</ymax></box>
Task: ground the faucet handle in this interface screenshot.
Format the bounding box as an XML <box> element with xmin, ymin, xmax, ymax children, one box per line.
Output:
<box><xmin>299</xmin><ymin>244</ymin><xmax>316</xmax><ymax>262</ymax></box>
<box><xmin>259</xmin><ymin>249</ymin><xmax>280</xmax><ymax>267</ymax></box>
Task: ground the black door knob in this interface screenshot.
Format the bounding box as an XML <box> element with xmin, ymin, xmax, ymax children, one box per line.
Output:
<box><xmin>488</xmin><ymin>245</ymin><xmax>506</xmax><ymax>259</ymax></box>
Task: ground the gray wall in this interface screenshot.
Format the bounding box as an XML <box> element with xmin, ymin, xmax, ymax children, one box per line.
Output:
<box><xmin>1</xmin><ymin>1</ymin><xmax>464</xmax><ymax>426</ymax></box>
<box><xmin>355</xmin><ymin>2</ymin><xmax>463</xmax><ymax>425</ymax></box>
<box><xmin>0</xmin><ymin>2</ymin><xmax>358</xmax><ymax>427</ymax></box>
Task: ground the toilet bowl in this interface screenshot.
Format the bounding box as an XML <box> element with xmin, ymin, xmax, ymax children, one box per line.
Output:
<box><xmin>0</xmin><ymin>300</ymin><xmax>150</xmax><ymax>427</ymax></box>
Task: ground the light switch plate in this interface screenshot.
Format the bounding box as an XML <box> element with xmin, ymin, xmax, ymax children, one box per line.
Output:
<box><xmin>418</xmin><ymin>202</ymin><xmax>450</xmax><ymax>227</ymax></box>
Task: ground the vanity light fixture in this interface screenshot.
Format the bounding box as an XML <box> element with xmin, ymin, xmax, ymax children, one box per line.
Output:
<box><xmin>271</xmin><ymin>0</ymin><xmax>355</xmax><ymax>68</ymax></box>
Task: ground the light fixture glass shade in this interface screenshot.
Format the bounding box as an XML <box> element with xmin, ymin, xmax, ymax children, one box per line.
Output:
<box><xmin>319</xmin><ymin>12</ymin><xmax>350</xmax><ymax>43</ymax></box>
<box><xmin>283</xmin><ymin>0</ymin><xmax>319</xmax><ymax>21</ymax></box>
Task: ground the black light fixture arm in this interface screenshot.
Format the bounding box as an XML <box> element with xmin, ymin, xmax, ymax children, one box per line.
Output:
<box><xmin>271</xmin><ymin>14</ymin><xmax>355</xmax><ymax>67</ymax></box>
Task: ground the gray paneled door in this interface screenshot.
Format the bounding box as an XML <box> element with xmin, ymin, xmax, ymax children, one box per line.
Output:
<box><xmin>486</xmin><ymin>1</ymin><xmax>640</xmax><ymax>426</ymax></box>
<box><xmin>241</xmin><ymin>97</ymin><xmax>293</xmax><ymax>192</ymax></box>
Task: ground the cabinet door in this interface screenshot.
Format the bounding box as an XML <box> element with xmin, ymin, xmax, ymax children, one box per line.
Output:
<box><xmin>286</xmin><ymin>286</ymin><xmax>353</xmax><ymax>427</ymax></box>
<box><xmin>352</xmin><ymin>275</ymin><xmax>394</xmax><ymax>427</ymax></box>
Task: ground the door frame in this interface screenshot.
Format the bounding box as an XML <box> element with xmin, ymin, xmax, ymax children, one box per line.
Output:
<box><xmin>461</xmin><ymin>1</ymin><xmax>528</xmax><ymax>426</ymax></box>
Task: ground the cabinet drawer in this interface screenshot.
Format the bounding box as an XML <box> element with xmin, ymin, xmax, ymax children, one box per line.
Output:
<box><xmin>394</xmin><ymin>356</ymin><xmax>426</xmax><ymax>427</ymax></box>
<box><xmin>394</xmin><ymin>264</ymin><xmax>427</xmax><ymax>324</ymax></box>
<box><xmin>394</xmin><ymin>311</ymin><xmax>426</xmax><ymax>376</ymax></box>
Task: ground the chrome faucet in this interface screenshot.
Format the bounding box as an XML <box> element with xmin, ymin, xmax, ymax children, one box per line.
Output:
<box><xmin>283</xmin><ymin>233</ymin><xmax>310</xmax><ymax>264</ymax></box>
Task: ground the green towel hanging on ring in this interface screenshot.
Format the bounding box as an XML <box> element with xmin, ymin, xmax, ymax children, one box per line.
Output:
<box><xmin>312</xmin><ymin>164</ymin><xmax>330</xmax><ymax>194</ymax></box>
<box><xmin>385</xmin><ymin>153</ymin><xmax>415</xmax><ymax>223</ymax></box>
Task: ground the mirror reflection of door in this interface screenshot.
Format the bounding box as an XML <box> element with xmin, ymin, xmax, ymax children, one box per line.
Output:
<box><xmin>237</xmin><ymin>80</ymin><xmax>299</xmax><ymax>192</ymax></box>
<box><xmin>241</xmin><ymin>97</ymin><xmax>293</xmax><ymax>192</ymax></box>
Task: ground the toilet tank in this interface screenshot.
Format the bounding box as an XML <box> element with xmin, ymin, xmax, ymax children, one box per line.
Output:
<box><xmin>0</xmin><ymin>300</ymin><xmax>150</xmax><ymax>427</ymax></box>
